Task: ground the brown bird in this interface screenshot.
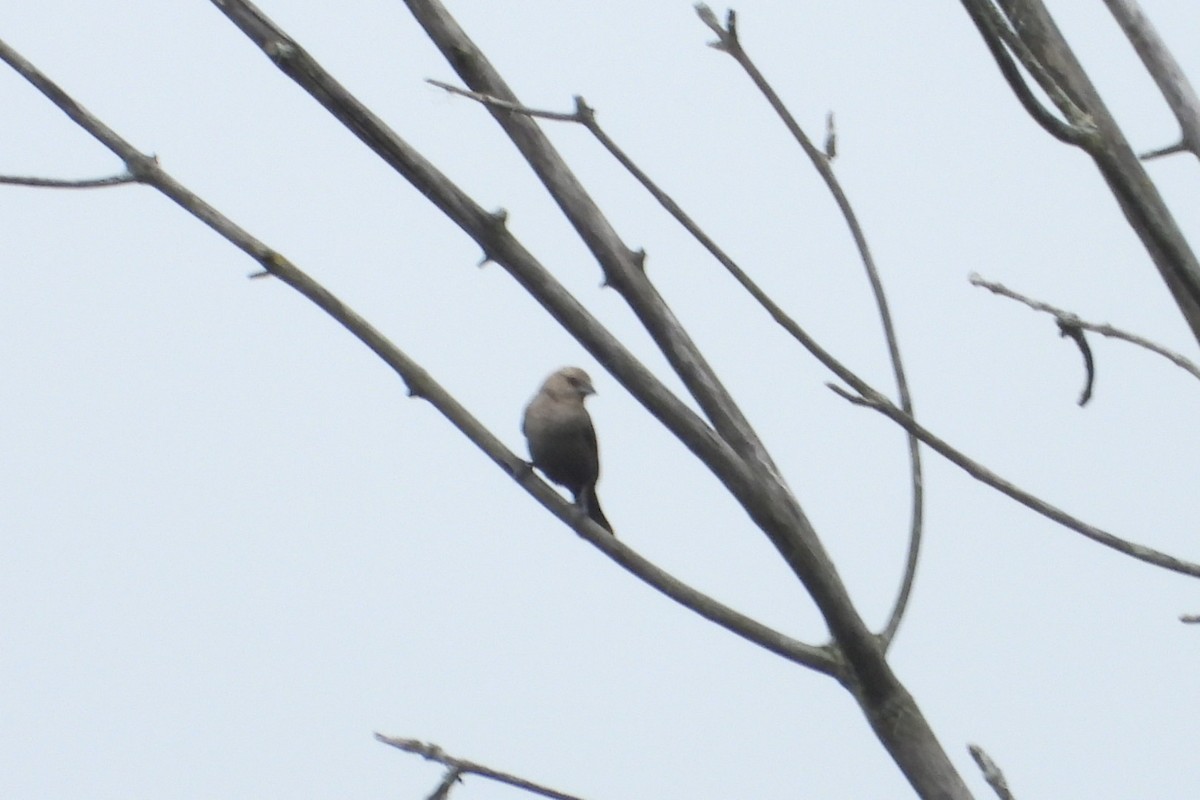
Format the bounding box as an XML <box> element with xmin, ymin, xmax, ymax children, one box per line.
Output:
<box><xmin>522</xmin><ymin>366</ymin><xmax>612</xmax><ymax>533</ymax></box>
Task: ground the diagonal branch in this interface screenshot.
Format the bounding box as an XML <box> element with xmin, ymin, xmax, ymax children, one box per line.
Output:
<box><xmin>1102</xmin><ymin>0</ymin><xmax>1200</xmax><ymax>161</ymax></box>
<box><xmin>0</xmin><ymin>33</ymin><xmax>839</xmax><ymax>676</ymax></box>
<box><xmin>427</xmin><ymin>78</ymin><xmax>930</xmax><ymax>647</ymax></box>
<box><xmin>407</xmin><ymin>0</ymin><xmax>783</xmax><ymax>486</ymax></box>
<box><xmin>376</xmin><ymin>735</ymin><xmax>588</xmax><ymax>800</ymax></box>
<box><xmin>969</xmin><ymin>744</ymin><xmax>1017</xmax><ymax>800</ymax></box>
<box><xmin>830</xmin><ymin>384</ymin><xmax>1200</xmax><ymax>578</ymax></box>
<box><xmin>396</xmin><ymin>0</ymin><xmax>903</xmax><ymax>687</ymax></box>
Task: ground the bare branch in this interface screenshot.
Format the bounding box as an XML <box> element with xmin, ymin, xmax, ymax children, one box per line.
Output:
<box><xmin>375</xmin><ymin>735</ymin><xmax>588</xmax><ymax>800</ymax></box>
<box><xmin>401</xmin><ymin>0</ymin><xmax>911</xmax><ymax>700</ymax></box>
<box><xmin>694</xmin><ymin>4</ymin><xmax>923</xmax><ymax>651</ymax></box>
<box><xmin>0</xmin><ymin>33</ymin><xmax>842</xmax><ymax>676</ymax></box>
<box><xmin>969</xmin><ymin>744</ymin><xmax>1017</xmax><ymax>800</ymax></box>
<box><xmin>412</xmin><ymin>1</ymin><xmax>786</xmax><ymax>489</ymax></box>
<box><xmin>830</xmin><ymin>384</ymin><xmax>1200</xmax><ymax>578</ymax></box>
<box><xmin>1102</xmin><ymin>0</ymin><xmax>1200</xmax><ymax>160</ymax></box>
<box><xmin>426</xmin><ymin>767</ymin><xmax>462</xmax><ymax>800</ymax></box>
<box><xmin>212</xmin><ymin>7</ymin><xmax>973</xmax><ymax>794</ymax></box>
<box><xmin>427</xmin><ymin>79</ymin><xmax>581</xmax><ymax>122</ymax></box>
<box><xmin>958</xmin><ymin>0</ymin><xmax>1085</xmax><ymax>145</ymax></box>
<box><xmin>972</xmin><ymin>0</ymin><xmax>1200</xmax><ymax>346</ymax></box>
<box><xmin>971</xmin><ymin>274</ymin><xmax>1200</xmax><ymax>382</ymax></box>
<box><xmin>1181</xmin><ymin>614</ymin><xmax>1200</xmax><ymax>624</ymax></box>
<box><xmin>0</xmin><ymin>170</ymin><xmax>137</xmax><ymax>188</ymax></box>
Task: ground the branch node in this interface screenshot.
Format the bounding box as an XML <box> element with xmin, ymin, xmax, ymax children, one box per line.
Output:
<box><xmin>426</xmin><ymin>767</ymin><xmax>463</xmax><ymax>800</ymax></box>
<box><xmin>826</xmin><ymin>382</ymin><xmax>877</xmax><ymax>408</ymax></box>
<box><xmin>125</xmin><ymin>152</ymin><xmax>160</xmax><ymax>183</ymax></box>
<box><xmin>572</xmin><ymin>95</ymin><xmax>594</xmax><ymax>123</ymax></box>
<box><xmin>264</xmin><ymin>37</ymin><xmax>297</xmax><ymax>64</ymax></box>
<box><xmin>631</xmin><ymin>247</ymin><xmax>647</xmax><ymax>272</ymax></box>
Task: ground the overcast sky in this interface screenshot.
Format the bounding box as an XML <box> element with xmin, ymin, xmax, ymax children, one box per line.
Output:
<box><xmin>2</xmin><ymin>2</ymin><xmax>1199</xmax><ymax>798</ymax></box>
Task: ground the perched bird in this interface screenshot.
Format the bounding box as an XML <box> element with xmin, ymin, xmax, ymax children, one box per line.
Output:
<box><xmin>522</xmin><ymin>367</ymin><xmax>612</xmax><ymax>533</ymax></box>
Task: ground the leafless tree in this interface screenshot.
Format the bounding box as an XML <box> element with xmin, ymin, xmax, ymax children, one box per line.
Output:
<box><xmin>2</xmin><ymin>2</ymin><xmax>1197</xmax><ymax>798</ymax></box>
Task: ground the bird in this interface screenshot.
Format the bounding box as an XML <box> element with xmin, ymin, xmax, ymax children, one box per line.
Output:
<box><xmin>521</xmin><ymin>366</ymin><xmax>612</xmax><ymax>533</ymax></box>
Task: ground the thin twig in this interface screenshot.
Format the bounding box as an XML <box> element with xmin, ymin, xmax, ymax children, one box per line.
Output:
<box><xmin>0</xmin><ymin>171</ymin><xmax>137</xmax><ymax>188</ymax></box>
<box><xmin>427</xmin><ymin>79</ymin><xmax>580</xmax><ymax>121</ymax></box>
<box><xmin>376</xmin><ymin>735</ymin><xmax>587</xmax><ymax>800</ymax></box>
<box><xmin>827</xmin><ymin>384</ymin><xmax>1200</xmax><ymax>578</ymax></box>
<box><xmin>1180</xmin><ymin>614</ymin><xmax>1200</xmax><ymax>624</ymax></box>
<box><xmin>0</xmin><ymin>32</ymin><xmax>840</xmax><ymax>678</ymax></box>
<box><xmin>971</xmin><ymin>273</ymin><xmax>1200</xmax><ymax>381</ymax></box>
<box><xmin>694</xmin><ymin>3</ymin><xmax>923</xmax><ymax>651</ymax></box>
<box><xmin>968</xmin><ymin>744</ymin><xmax>1017</xmax><ymax>800</ymax></box>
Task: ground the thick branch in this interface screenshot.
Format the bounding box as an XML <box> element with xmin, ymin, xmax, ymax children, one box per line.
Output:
<box><xmin>958</xmin><ymin>0</ymin><xmax>1083</xmax><ymax>145</ymax></box>
<box><xmin>0</xmin><ymin>33</ymin><xmax>839</xmax><ymax>676</ymax></box>
<box><xmin>1102</xmin><ymin>0</ymin><xmax>1200</xmax><ymax>160</ymax></box>
<box><xmin>407</xmin><ymin>1</ymin><xmax>782</xmax><ymax>485</ymax></box>
<box><xmin>971</xmin><ymin>0</ymin><xmax>1200</xmax><ymax>345</ymax></box>
<box><xmin>398</xmin><ymin>0</ymin><xmax>898</xmax><ymax>681</ymax></box>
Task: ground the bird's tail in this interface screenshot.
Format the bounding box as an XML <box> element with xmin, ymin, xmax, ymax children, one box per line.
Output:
<box><xmin>577</xmin><ymin>484</ymin><xmax>613</xmax><ymax>534</ymax></box>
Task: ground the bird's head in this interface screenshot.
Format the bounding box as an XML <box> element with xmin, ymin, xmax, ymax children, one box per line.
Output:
<box><xmin>544</xmin><ymin>366</ymin><xmax>596</xmax><ymax>401</ymax></box>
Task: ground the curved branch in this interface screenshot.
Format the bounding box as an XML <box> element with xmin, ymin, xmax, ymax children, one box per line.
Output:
<box><xmin>693</xmin><ymin>5</ymin><xmax>923</xmax><ymax>650</ymax></box>
<box><xmin>959</xmin><ymin>0</ymin><xmax>1083</xmax><ymax>145</ymax></box>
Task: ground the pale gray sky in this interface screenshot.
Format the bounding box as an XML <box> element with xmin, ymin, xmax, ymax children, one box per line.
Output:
<box><xmin>2</xmin><ymin>2</ymin><xmax>1199</xmax><ymax>798</ymax></box>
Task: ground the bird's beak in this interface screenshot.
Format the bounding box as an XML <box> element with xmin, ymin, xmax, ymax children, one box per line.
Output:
<box><xmin>582</xmin><ymin>383</ymin><xmax>596</xmax><ymax>396</ymax></box>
